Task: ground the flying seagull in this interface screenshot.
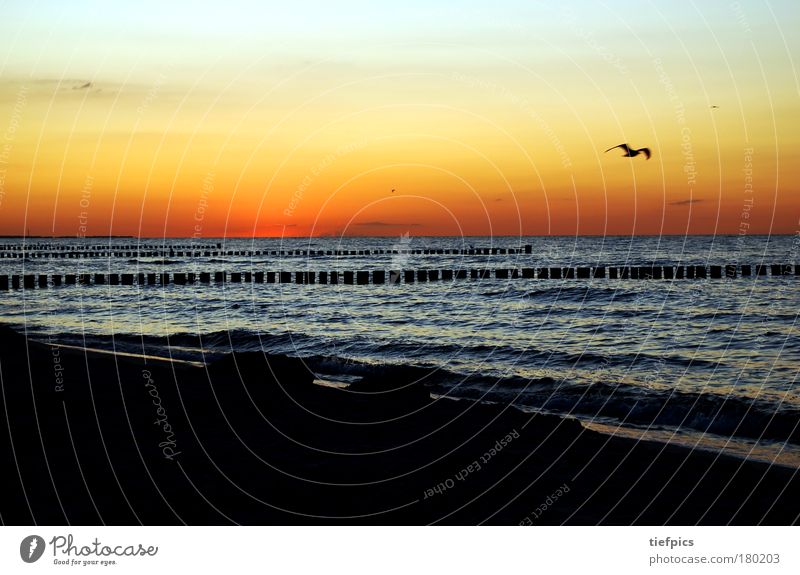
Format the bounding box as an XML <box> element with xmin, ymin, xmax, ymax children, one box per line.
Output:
<box><xmin>710</xmin><ymin>105</ymin><xmax>719</xmax><ymax>109</ymax></box>
<box><xmin>391</xmin><ymin>188</ymin><xmax>396</xmax><ymax>193</ymax></box>
<box><xmin>605</xmin><ymin>143</ymin><xmax>651</xmax><ymax>160</ymax></box>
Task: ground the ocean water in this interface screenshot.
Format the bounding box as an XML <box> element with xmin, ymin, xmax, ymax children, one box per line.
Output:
<box><xmin>1</xmin><ymin>235</ymin><xmax>798</xmax><ymax>466</ymax></box>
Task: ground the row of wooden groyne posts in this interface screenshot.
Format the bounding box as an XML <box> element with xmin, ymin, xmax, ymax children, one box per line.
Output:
<box><xmin>0</xmin><ymin>245</ymin><xmax>534</xmax><ymax>259</ymax></box>
<box><xmin>1</xmin><ymin>263</ymin><xmax>798</xmax><ymax>289</ymax></box>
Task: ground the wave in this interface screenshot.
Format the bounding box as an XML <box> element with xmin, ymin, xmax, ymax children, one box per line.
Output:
<box><xmin>282</xmin><ymin>351</ymin><xmax>800</xmax><ymax>445</ymax></box>
<box><xmin>38</xmin><ymin>326</ymin><xmax>728</xmax><ymax>373</ymax></box>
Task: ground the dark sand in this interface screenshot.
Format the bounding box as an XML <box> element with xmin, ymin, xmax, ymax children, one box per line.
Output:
<box><xmin>0</xmin><ymin>326</ymin><xmax>796</xmax><ymax>525</ymax></box>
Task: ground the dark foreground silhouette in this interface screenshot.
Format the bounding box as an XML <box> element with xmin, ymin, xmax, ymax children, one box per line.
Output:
<box><xmin>0</xmin><ymin>326</ymin><xmax>796</xmax><ymax>525</ymax></box>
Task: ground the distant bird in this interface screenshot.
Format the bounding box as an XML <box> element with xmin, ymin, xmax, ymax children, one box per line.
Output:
<box><xmin>605</xmin><ymin>143</ymin><xmax>651</xmax><ymax>160</ymax></box>
<box><xmin>710</xmin><ymin>105</ymin><xmax>719</xmax><ymax>109</ymax></box>
<box><xmin>73</xmin><ymin>81</ymin><xmax>93</xmax><ymax>90</ymax></box>
<box><xmin>391</xmin><ymin>188</ymin><xmax>396</xmax><ymax>193</ymax></box>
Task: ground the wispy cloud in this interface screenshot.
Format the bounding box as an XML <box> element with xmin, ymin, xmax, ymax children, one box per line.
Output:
<box><xmin>669</xmin><ymin>199</ymin><xmax>703</xmax><ymax>206</ymax></box>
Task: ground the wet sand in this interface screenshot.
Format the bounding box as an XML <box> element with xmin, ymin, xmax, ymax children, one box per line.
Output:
<box><xmin>0</xmin><ymin>326</ymin><xmax>796</xmax><ymax>525</ymax></box>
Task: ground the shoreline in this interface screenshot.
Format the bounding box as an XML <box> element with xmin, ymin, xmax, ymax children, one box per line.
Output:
<box><xmin>0</xmin><ymin>325</ymin><xmax>798</xmax><ymax>525</ymax></box>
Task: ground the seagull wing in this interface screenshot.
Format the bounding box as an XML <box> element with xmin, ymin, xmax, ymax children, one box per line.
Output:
<box><xmin>605</xmin><ymin>143</ymin><xmax>630</xmax><ymax>154</ymax></box>
<box><xmin>640</xmin><ymin>147</ymin><xmax>651</xmax><ymax>160</ymax></box>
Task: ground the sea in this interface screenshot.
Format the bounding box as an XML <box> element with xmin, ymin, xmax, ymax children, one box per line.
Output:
<box><xmin>1</xmin><ymin>234</ymin><xmax>798</xmax><ymax>467</ymax></box>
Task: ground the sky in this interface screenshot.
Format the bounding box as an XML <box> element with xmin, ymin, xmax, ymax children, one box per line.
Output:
<box><xmin>0</xmin><ymin>0</ymin><xmax>797</xmax><ymax>237</ymax></box>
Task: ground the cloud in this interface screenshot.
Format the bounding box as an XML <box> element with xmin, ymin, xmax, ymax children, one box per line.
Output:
<box><xmin>353</xmin><ymin>221</ymin><xmax>421</xmax><ymax>227</ymax></box>
<box><xmin>669</xmin><ymin>199</ymin><xmax>704</xmax><ymax>206</ymax></box>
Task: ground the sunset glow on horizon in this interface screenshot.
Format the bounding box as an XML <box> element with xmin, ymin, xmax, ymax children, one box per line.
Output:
<box><xmin>0</xmin><ymin>0</ymin><xmax>797</xmax><ymax>238</ymax></box>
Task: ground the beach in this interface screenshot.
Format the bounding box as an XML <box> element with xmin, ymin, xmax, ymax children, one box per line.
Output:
<box><xmin>2</xmin><ymin>2</ymin><xmax>799</xmax><ymax>568</ymax></box>
<box><xmin>0</xmin><ymin>325</ymin><xmax>797</xmax><ymax>525</ymax></box>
